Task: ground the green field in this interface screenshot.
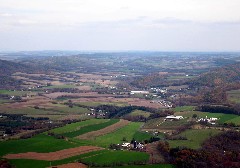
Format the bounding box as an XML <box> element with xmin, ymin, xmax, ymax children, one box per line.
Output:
<box><xmin>90</xmin><ymin>122</ymin><xmax>147</xmax><ymax>147</ymax></box>
<box><xmin>226</xmin><ymin>116</ymin><xmax>240</xmax><ymax>125</ymax></box>
<box><xmin>173</xmin><ymin>106</ymin><xmax>195</xmax><ymax>112</ymax></box>
<box><xmin>80</xmin><ymin>150</ymin><xmax>149</xmax><ymax>166</ymax></box>
<box><xmin>51</xmin><ymin>119</ymin><xmax>109</xmax><ymax>134</ymax></box>
<box><xmin>133</xmin><ymin>131</ymin><xmax>153</xmax><ymax>141</ymax></box>
<box><xmin>0</xmin><ymin>134</ymin><xmax>86</xmax><ymax>157</ymax></box>
<box><xmin>175</xmin><ymin>111</ymin><xmax>240</xmax><ymax>125</ymax></box>
<box><xmin>168</xmin><ymin>129</ymin><xmax>221</xmax><ymax>149</ymax></box>
<box><xmin>127</xmin><ymin>110</ymin><xmax>151</xmax><ymax>118</ymax></box>
<box><xmin>227</xmin><ymin>89</ymin><xmax>240</xmax><ymax>103</ymax></box>
<box><xmin>60</xmin><ymin>119</ymin><xmax>119</xmax><ymax>138</ymax></box>
<box><xmin>0</xmin><ymin>90</ymin><xmax>35</xmax><ymax>96</ymax></box>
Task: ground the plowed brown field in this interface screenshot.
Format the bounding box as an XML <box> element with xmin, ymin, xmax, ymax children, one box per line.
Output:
<box><xmin>77</xmin><ymin>119</ymin><xmax>130</xmax><ymax>140</ymax></box>
<box><xmin>49</xmin><ymin>163</ymin><xmax>87</xmax><ymax>168</ymax></box>
<box><xmin>4</xmin><ymin>146</ymin><xmax>103</xmax><ymax>161</ymax></box>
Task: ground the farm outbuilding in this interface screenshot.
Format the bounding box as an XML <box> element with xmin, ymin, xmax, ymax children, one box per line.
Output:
<box><xmin>165</xmin><ymin>115</ymin><xmax>183</xmax><ymax>120</ymax></box>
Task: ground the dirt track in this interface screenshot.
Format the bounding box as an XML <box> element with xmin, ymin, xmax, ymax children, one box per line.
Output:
<box><xmin>4</xmin><ymin>146</ymin><xmax>103</xmax><ymax>161</ymax></box>
<box><xmin>77</xmin><ymin>119</ymin><xmax>130</xmax><ymax>140</ymax></box>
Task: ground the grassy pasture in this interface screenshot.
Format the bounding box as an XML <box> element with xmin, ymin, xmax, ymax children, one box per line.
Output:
<box><xmin>168</xmin><ymin>129</ymin><xmax>221</xmax><ymax>149</ymax></box>
<box><xmin>80</xmin><ymin>150</ymin><xmax>149</xmax><ymax>166</ymax></box>
<box><xmin>0</xmin><ymin>134</ymin><xmax>84</xmax><ymax>157</ymax></box>
<box><xmin>60</xmin><ymin>119</ymin><xmax>119</xmax><ymax>138</ymax></box>
<box><xmin>173</xmin><ymin>106</ymin><xmax>195</xmax><ymax>112</ymax></box>
<box><xmin>128</xmin><ymin>110</ymin><xmax>151</xmax><ymax>118</ymax></box>
<box><xmin>51</xmin><ymin>119</ymin><xmax>109</xmax><ymax>134</ymax></box>
<box><xmin>226</xmin><ymin>116</ymin><xmax>240</xmax><ymax>125</ymax></box>
<box><xmin>133</xmin><ymin>131</ymin><xmax>153</xmax><ymax>141</ymax></box>
<box><xmin>90</xmin><ymin>122</ymin><xmax>145</xmax><ymax>147</ymax></box>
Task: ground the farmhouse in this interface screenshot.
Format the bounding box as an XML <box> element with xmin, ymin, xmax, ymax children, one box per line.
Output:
<box><xmin>165</xmin><ymin>115</ymin><xmax>183</xmax><ymax>120</ymax></box>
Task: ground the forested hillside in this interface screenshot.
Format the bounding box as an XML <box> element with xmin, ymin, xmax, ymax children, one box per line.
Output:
<box><xmin>0</xmin><ymin>59</ymin><xmax>31</xmax><ymax>89</ymax></box>
<box><xmin>0</xmin><ymin>59</ymin><xmax>30</xmax><ymax>75</ymax></box>
<box><xmin>190</xmin><ymin>62</ymin><xmax>240</xmax><ymax>87</ymax></box>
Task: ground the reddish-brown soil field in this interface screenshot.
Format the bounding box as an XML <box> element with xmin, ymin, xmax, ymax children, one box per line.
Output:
<box><xmin>1</xmin><ymin>96</ymin><xmax>51</xmax><ymax>109</ymax></box>
<box><xmin>4</xmin><ymin>146</ymin><xmax>103</xmax><ymax>161</ymax></box>
<box><xmin>72</xmin><ymin>97</ymin><xmax>164</xmax><ymax>109</ymax></box>
<box><xmin>49</xmin><ymin>163</ymin><xmax>87</xmax><ymax>168</ymax></box>
<box><xmin>77</xmin><ymin>119</ymin><xmax>130</xmax><ymax>140</ymax></box>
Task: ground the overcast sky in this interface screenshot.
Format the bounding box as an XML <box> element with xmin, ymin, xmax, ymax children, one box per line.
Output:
<box><xmin>0</xmin><ymin>0</ymin><xmax>240</xmax><ymax>51</ymax></box>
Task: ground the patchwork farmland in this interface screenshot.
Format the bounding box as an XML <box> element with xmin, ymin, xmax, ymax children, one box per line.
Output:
<box><xmin>0</xmin><ymin>119</ymin><xmax>156</xmax><ymax>167</ymax></box>
<box><xmin>1</xmin><ymin>52</ymin><xmax>240</xmax><ymax>167</ymax></box>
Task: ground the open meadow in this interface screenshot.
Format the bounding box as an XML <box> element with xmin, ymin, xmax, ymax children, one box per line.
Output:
<box><xmin>167</xmin><ymin>129</ymin><xmax>222</xmax><ymax>149</ymax></box>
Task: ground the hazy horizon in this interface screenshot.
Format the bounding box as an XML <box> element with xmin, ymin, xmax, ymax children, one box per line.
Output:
<box><xmin>1</xmin><ymin>0</ymin><xmax>240</xmax><ymax>51</ymax></box>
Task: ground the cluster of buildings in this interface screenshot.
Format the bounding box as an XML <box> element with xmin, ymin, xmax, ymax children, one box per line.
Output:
<box><xmin>150</xmin><ymin>88</ymin><xmax>167</xmax><ymax>94</ymax></box>
<box><xmin>197</xmin><ymin>117</ymin><xmax>218</xmax><ymax>125</ymax></box>
<box><xmin>118</xmin><ymin>141</ymin><xmax>145</xmax><ymax>150</ymax></box>
<box><xmin>154</xmin><ymin>100</ymin><xmax>172</xmax><ymax>108</ymax></box>
<box><xmin>86</xmin><ymin>109</ymin><xmax>107</xmax><ymax>117</ymax></box>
